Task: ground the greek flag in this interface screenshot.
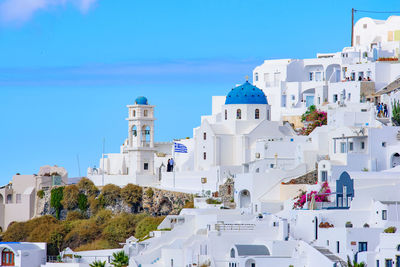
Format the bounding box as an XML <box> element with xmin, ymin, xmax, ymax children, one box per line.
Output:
<box><xmin>174</xmin><ymin>142</ymin><xmax>188</xmax><ymax>153</ymax></box>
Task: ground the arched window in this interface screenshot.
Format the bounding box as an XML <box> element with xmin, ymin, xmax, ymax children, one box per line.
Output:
<box><xmin>203</xmin><ymin>132</ymin><xmax>206</xmax><ymax>140</ymax></box>
<box><xmin>236</xmin><ymin>109</ymin><xmax>241</xmax><ymax>120</ymax></box>
<box><xmin>397</xmin><ymin>244</ymin><xmax>400</xmax><ymax>251</ymax></box>
<box><xmin>203</xmin><ymin>152</ymin><xmax>207</xmax><ymax>160</ymax></box>
<box><xmin>230</xmin><ymin>248</ymin><xmax>235</xmax><ymax>258</ymax></box>
<box><xmin>255</xmin><ymin>109</ymin><xmax>260</xmax><ymax>119</ymax></box>
<box><xmin>132</xmin><ymin>110</ymin><xmax>136</xmax><ymax>117</ymax></box>
<box><xmin>6</xmin><ymin>194</ymin><xmax>12</xmax><ymax>204</ymax></box>
<box><xmin>142</xmin><ymin>126</ymin><xmax>151</xmax><ymax>146</ymax></box>
<box><xmin>144</xmin><ymin>110</ymin><xmax>148</xmax><ymax>117</ymax></box>
<box><xmin>225</xmin><ymin>110</ymin><xmax>227</xmax><ymax>120</ymax></box>
<box><xmin>2</xmin><ymin>248</ymin><xmax>14</xmax><ymax>266</ymax></box>
<box><xmin>132</xmin><ymin>125</ymin><xmax>137</xmax><ymax>137</ymax></box>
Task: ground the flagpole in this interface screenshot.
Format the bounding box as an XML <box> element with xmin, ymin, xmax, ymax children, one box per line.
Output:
<box><xmin>173</xmin><ymin>142</ymin><xmax>176</xmax><ymax>188</ymax></box>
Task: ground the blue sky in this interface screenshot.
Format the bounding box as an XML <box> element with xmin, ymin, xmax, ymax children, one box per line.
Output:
<box><xmin>0</xmin><ymin>0</ymin><xmax>397</xmax><ymax>182</ymax></box>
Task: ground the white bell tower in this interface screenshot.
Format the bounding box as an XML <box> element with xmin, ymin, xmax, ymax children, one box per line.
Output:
<box><xmin>126</xmin><ymin>96</ymin><xmax>156</xmax><ymax>176</ymax></box>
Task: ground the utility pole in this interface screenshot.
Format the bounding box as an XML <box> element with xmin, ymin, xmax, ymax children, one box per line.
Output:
<box><xmin>351</xmin><ymin>8</ymin><xmax>355</xmax><ymax>47</ymax></box>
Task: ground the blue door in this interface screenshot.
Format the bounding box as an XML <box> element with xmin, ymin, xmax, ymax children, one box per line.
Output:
<box><xmin>306</xmin><ymin>96</ymin><xmax>314</xmax><ymax>107</ymax></box>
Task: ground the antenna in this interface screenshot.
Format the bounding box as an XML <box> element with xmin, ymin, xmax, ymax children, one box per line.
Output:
<box><xmin>76</xmin><ymin>154</ymin><xmax>81</xmax><ymax>177</ymax></box>
<box><xmin>102</xmin><ymin>138</ymin><xmax>105</xmax><ymax>186</ymax></box>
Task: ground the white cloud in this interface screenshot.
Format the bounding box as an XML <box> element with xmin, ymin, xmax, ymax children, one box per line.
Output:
<box><xmin>0</xmin><ymin>0</ymin><xmax>97</xmax><ymax>23</ymax></box>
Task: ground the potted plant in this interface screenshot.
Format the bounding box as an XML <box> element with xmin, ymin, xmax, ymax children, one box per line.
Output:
<box><xmin>345</xmin><ymin>221</ymin><xmax>353</xmax><ymax>228</ymax></box>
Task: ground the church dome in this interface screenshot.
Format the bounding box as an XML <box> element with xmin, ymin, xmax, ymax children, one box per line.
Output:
<box><xmin>225</xmin><ymin>81</ymin><xmax>268</xmax><ymax>105</ymax></box>
<box><xmin>135</xmin><ymin>96</ymin><xmax>148</xmax><ymax>105</ymax></box>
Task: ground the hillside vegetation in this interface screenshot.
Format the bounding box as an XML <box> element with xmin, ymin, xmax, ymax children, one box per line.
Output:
<box><xmin>0</xmin><ymin>178</ymin><xmax>172</xmax><ymax>255</ymax></box>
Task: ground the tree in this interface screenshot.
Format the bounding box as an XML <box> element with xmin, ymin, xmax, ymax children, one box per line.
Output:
<box><xmin>111</xmin><ymin>251</ymin><xmax>129</xmax><ymax>267</ymax></box>
<box><xmin>78</xmin><ymin>193</ymin><xmax>88</xmax><ymax>212</ymax></box>
<box><xmin>61</xmin><ymin>185</ymin><xmax>79</xmax><ymax>210</ymax></box>
<box><xmin>51</xmin><ymin>187</ymin><xmax>64</xmax><ymax>219</ymax></box>
<box><xmin>90</xmin><ymin>260</ymin><xmax>106</xmax><ymax>267</ymax></box>
<box><xmin>101</xmin><ymin>184</ymin><xmax>121</xmax><ymax>206</ymax></box>
<box><xmin>121</xmin><ymin>184</ymin><xmax>143</xmax><ymax>211</ymax></box>
<box><xmin>392</xmin><ymin>100</ymin><xmax>400</xmax><ymax>125</ymax></box>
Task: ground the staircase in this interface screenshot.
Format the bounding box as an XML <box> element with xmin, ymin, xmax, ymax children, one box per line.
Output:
<box><xmin>313</xmin><ymin>246</ymin><xmax>347</xmax><ymax>267</ymax></box>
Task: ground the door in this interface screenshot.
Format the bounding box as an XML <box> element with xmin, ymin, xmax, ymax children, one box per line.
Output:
<box><xmin>1</xmin><ymin>249</ymin><xmax>15</xmax><ymax>266</ymax></box>
<box><xmin>396</xmin><ymin>256</ymin><xmax>400</xmax><ymax>267</ymax></box>
<box><xmin>306</xmin><ymin>95</ymin><xmax>314</xmax><ymax>107</ymax></box>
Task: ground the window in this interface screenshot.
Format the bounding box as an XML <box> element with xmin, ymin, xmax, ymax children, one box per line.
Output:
<box><xmin>382</xmin><ymin>210</ymin><xmax>387</xmax><ymax>220</ymax></box>
<box><xmin>361</xmin><ymin>142</ymin><xmax>365</xmax><ymax>149</ymax></box>
<box><xmin>315</xmin><ymin>71</ymin><xmax>322</xmax><ymax>81</ymax></box>
<box><xmin>267</xmin><ymin>110</ymin><xmax>270</xmax><ymax>120</ymax></box>
<box><xmin>236</xmin><ymin>109</ymin><xmax>241</xmax><ymax>120</ymax></box>
<box><xmin>6</xmin><ymin>194</ymin><xmax>12</xmax><ymax>204</ymax></box>
<box><xmin>291</xmin><ymin>95</ymin><xmax>295</xmax><ymax>100</ymax></box>
<box><xmin>230</xmin><ymin>248</ymin><xmax>235</xmax><ymax>258</ymax></box>
<box><xmin>363</xmin><ymin>24</ymin><xmax>367</xmax><ymax>29</ymax></box>
<box><xmin>16</xmin><ymin>194</ymin><xmax>21</xmax><ymax>204</ymax></box>
<box><xmin>382</xmin><ymin>142</ymin><xmax>387</xmax><ymax>147</ymax></box>
<box><xmin>321</xmin><ymin>171</ymin><xmax>328</xmax><ymax>182</ymax></box>
<box><xmin>333</xmin><ymin>94</ymin><xmax>338</xmax><ymax>103</ymax></box>
<box><xmin>356</xmin><ymin>35</ymin><xmax>361</xmax><ymax>45</ymax></box>
<box><xmin>144</xmin><ymin>163</ymin><xmax>149</xmax><ymax>170</ymax></box>
<box><xmin>203</xmin><ymin>152</ymin><xmax>207</xmax><ymax>160</ymax></box>
<box><xmin>132</xmin><ymin>110</ymin><xmax>136</xmax><ymax>117</ymax></box>
<box><xmin>255</xmin><ymin>109</ymin><xmax>260</xmax><ymax>119</ymax></box>
<box><xmin>144</xmin><ymin>110</ymin><xmax>148</xmax><ymax>117</ymax></box>
<box><xmin>225</xmin><ymin>110</ymin><xmax>227</xmax><ymax>120</ymax></box>
<box><xmin>385</xmin><ymin>259</ymin><xmax>393</xmax><ymax>267</ymax></box>
<box><xmin>348</xmin><ymin>93</ymin><xmax>351</xmax><ymax>101</ymax></box>
<box><xmin>327</xmin><ymin>240</ymin><xmax>329</xmax><ymax>246</ymax></box>
<box><xmin>318</xmin><ymin>97</ymin><xmax>321</xmax><ymax>104</ymax></box>
<box><xmin>349</xmin><ymin>142</ymin><xmax>354</xmax><ymax>151</ymax></box>
<box><xmin>377</xmin><ymin>260</ymin><xmax>379</xmax><ymax>267</ymax></box>
<box><xmin>171</xmin><ymin>259</ymin><xmax>174</xmax><ymax>267</ymax></box>
<box><xmin>309</xmin><ymin>72</ymin><xmax>313</xmax><ymax>81</ymax></box>
<box><xmin>274</xmin><ymin>72</ymin><xmax>281</xmax><ymax>86</ymax></box>
<box><xmin>336</xmin><ymin>241</ymin><xmax>340</xmax><ymax>253</ymax></box>
<box><xmin>340</xmin><ymin>142</ymin><xmax>346</xmax><ymax>153</ymax></box>
<box><xmin>203</xmin><ymin>132</ymin><xmax>206</xmax><ymax>140</ymax></box>
<box><xmin>359</xmin><ymin>242</ymin><xmax>368</xmax><ymax>252</ymax></box>
<box><xmin>255</xmin><ymin>72</ymin><xmax>258</xmax><ymax>81</ymax></box>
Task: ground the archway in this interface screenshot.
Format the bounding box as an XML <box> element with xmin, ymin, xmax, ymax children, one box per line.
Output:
<box><xmin>245</xmin><ymin>259</ymin><xmax>256</xmax><ymax>267</ymax></box>
<box><xmin>1</xmin><ymin>248</ymin><xmax>15</xmax><ymax>266</ymax></box>
<box><xmin>141</xmin><ymin>125</ymin><xmax>151</xmax><ymax>147</ymax></box>
<box><xmin>391</xmin><ymin>153</ymin><xmax>400</xmax><ymax>168</ymax></box>
<box><xmin>239</xmin><ymin>190</ymin><xmax>251</xmax><ymax>208</ymax></box>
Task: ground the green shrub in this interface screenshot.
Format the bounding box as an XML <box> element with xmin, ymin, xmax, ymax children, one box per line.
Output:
<box><xmin>37</xmin><ymin>190</ymin><xmax>45</xmax><ymax>199</ymax></box>
<box><xmin>206</xmin><ymin>198</ymin><xmax>222</xmax><ymax>205</ymax></box>
<box><xmin>63</xmin><ymin>219</ymin><xmax>101</xmax><ymax>249</ymax></box>
<box><xmin>384</xmin><ymin>226</ymin><xmax>397</xmax><ymax>233</ymax></box>
<box><xmin>134</xmin><ymin>216</ymin><xmax>165</xmax><ymax>240</ymax></box>
<box><xmin>77</xmin><ymin>177</ymin><xmax>99</xmax><ymax>196</ymax></box>
<box><xmin>61</xmin><ymin>185</ymin><xmax>79</xmax><ymax>210</ymax></box>
<box><xmin>89</xmin><ymin>195</ymin><xmax>105</xmax><ymax>214</ymax></box>
<box><xmin>78</xmin><ymin>193</ymin><xmax>88</xmax><ymax>211</ymax></box>
<box><xmin>145</xmin><ymin>187</ymin><xmax>154</xmax><ymax>198</ymax></box>
<box><xmin>102</xmin><ymin>213</ymin><xmax>147</xmax><ymax>246</ymax></box>
<box><xmin>90</xmin><ymin>260</ymin><xmax>106</xmax><ymax>267</ymax></box>
<box><xmin>94</xmin><ymin>209</ymin><xmax>113</xmax><ymax>226</ymax></box>
<box><xmin>101</xmin><ymin>184</ymin><xmax>121</xmax><ymax>206</ymax></box>
<box><xmin>66</xmin><ymin>211</ymin><xmax>84</xmax><ymax>221</ymax></box>
<box><xmin>111</xmin><ymin>251</ymin><xmax>129</xmax><ymax>267</ymax></box>
<box><xmin>121</xmin><ymin>184</ymin><xmax>142</xmax><ymax>209</ymax></box>
<box><xmin>51</xmin><ymin>187</ymin><xmax>64</xmax><ymax>219</ymax></box>
<box><xmin>183</xmin><ymin>200</ymin><xmax>194</xmax><ymax>208</ymax></box>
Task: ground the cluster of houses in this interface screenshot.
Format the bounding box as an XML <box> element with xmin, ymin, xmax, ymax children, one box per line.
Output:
<box><xmin>2</xmin><ymin>15</ymin><xmax>400</xmax><ymax>267</ymax></box>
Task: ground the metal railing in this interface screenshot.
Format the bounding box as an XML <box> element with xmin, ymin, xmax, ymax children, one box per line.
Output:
<box><xmin>215</xmin><ymin>223</ymin><xmax>255</xmax><ymax>231</ymax></box>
